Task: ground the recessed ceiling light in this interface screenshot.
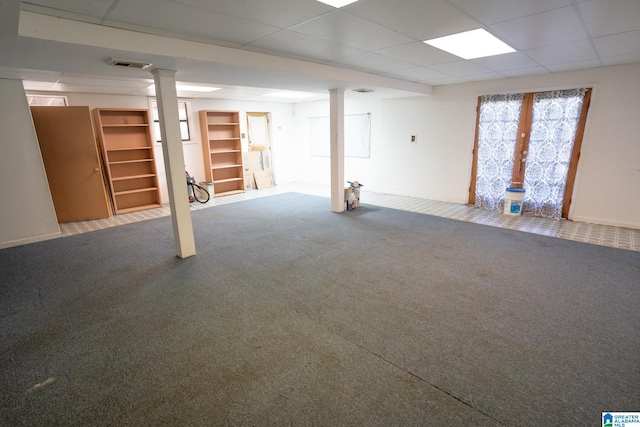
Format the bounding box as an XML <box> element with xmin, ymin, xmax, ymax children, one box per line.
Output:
<box><xmin>316</xmin><ymin>0</ymin><xmax>359</xmax><ymax>8</ymax></box>
<box><xmin>424</xmin><ymin>29</ymin><xmax>516</xmax><ymax>60</ymax></box>
<box><xmin>264</xmin><ymin>91</ymin><xmax>316</xmax><ymax>99</ymax></box>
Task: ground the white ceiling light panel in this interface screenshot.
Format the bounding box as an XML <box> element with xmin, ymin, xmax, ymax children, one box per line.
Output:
<box><xmin>316</xmin><ymin>0</ymin><xmax>359</xmax><ymax>8</ymax></box>
<box><xmin>424</xmin><ymin>29</ymin><xmax>516</xmax><ymax>59</ymax></box>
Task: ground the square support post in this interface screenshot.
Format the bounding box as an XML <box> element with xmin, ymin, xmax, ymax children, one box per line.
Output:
<box><xmin>152</xmin><ymin>69</ymin><xmax>196</xmax><ymax>258</ymax></box>
<box><xmin>330</xmin><ymin>88</ymin><xmax>345</xmax><ymax>213</ymax></box>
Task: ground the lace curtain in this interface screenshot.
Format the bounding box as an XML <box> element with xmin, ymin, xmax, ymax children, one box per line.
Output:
<box><xmin>522</xmin><ymin>89</ymin><xmax>586</xmax><ymax>218</ymax></box>
<box><xmin>475</xmin><ymin>89</ymin><xmax>585</xmax><ymax>219</ymax></box>
<box><xmin>475</xmin><ymin>93</ymin><xmax>523</xmax><ymax>212</ymax></box>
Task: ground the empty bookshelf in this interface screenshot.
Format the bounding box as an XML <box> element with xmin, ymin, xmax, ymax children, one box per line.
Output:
<box><xmin>93</xmin><ymin>108</ymin><xmax>162</xmax><ymax>214</ymax></box>
<box><xmin>198</xmin><ymin>110</ymin><xmax>245</xmax><ymax>197</ymax></box>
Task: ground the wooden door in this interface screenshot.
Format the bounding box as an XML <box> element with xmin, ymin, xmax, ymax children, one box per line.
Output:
<box><xmin>31</xmin><ymin>106</ymin><xmax>111</xmax><ymax>222</ymax></box>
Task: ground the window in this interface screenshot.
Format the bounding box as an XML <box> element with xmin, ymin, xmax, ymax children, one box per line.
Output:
<box><xmin>27</xmin><ymin>95</ymin><xmax>68</xmax><ymax>106</ymax></box>
<box><xmin>149</xmin><ymin>100</ymin><xmax>192</xmax><ymax>144</ymax></box>
<box><xmin>470</xmin><ymin>88</ymin><xmax>591</xmax><ymax>219</ymax></box>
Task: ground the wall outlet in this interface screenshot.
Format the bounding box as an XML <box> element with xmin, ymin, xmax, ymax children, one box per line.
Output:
<box><xmin>411</xmin><ymin>135</ymin><xmax>417</xmax><ymax>144</ymax></box>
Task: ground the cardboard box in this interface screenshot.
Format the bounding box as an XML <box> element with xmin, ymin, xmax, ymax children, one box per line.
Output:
<box><xmin>243</xmin><ymin>150</ymin><xmax>272</xmax><ymax>189</ymax></box>
<box><xmin>244</xmin><ymin>173</ymin><xmax>256</xmax><ymax>191</ymax></box>
<box><xmin>243</xmin><ymin>151</ymin><xmax>271</xmax><ymax>175</ymax></box>
<box><xmin>254</xmin><ymin>170</ymin><xmax>273</xmax><ymax>190</ymax></box>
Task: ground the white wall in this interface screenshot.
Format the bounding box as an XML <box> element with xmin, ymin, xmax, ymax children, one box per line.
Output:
<box><xmin>0</xmin><ymin>79</ymin><xmax>59</xmax><ymax>249</ymax></box>
<box><xmin>288</xmin><ymin>63</ymin><xmax>640</xmax><ymax>229</ymax></box>
<box><xmin>292</xmin><ymin>97</ymin><xmax>383</xmax><ymax>190</ymax></box>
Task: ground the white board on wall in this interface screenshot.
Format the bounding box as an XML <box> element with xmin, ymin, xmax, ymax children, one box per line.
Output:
<box><xmin>309</xmin><ymin>113</ymin><xmax>370</xmax><ymax>158</ymax></box>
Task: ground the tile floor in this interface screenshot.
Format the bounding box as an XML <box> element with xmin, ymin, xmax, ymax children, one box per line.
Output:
<box><xmin>60</xmin><ymin>183</ymin><xmax>639</xmax><ymax>252</ymax></box>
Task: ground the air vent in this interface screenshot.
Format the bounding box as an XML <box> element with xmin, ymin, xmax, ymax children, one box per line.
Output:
<box><xmin>353</xmin><ymin>88</ymin><xmax>374</xmax><ymax>93</ymax></box>
<box><xmin>108</xmin><ymin>58</ymin><xmax>152</xmax><ymax>69</ymax></box>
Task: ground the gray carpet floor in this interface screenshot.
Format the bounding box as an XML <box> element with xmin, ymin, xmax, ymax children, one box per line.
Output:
<box><xmin>1</xmin><ymin>192</ymin><xmax>639</xmax><ymax>426</ymax></box>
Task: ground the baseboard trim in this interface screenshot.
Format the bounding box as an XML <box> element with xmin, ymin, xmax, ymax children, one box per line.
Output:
<box><xmin>0</xmin><ymin>231</ymin><xmax>62</xmax><ymax>250</ymax></box>
<box><xmin>569</xmin><ymin>216</ymin><xmax>640</xmax><ymax>230</ymax></box>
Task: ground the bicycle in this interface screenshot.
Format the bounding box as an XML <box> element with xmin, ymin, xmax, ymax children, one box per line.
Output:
<box><xmin>186</xmin><ymin>171</ymin><xmax>210</xmax><ymax>203</ymax></box>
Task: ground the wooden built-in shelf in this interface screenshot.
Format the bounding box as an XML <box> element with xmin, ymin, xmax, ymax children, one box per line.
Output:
<box><xmin>93</xmin><ymin>108</ymin><xmax>162</xmax><ymax>214</ymax></box>
<box><xmin>199</xmin><ymin>110</ymin><xmax>245</xmax><ymax>197</ymax></box>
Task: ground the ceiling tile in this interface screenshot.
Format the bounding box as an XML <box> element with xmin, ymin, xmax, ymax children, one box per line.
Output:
<box><xmin>490</xmin><ymin>6</ymin><xmax>587</xmax><ymax>50</ymax></box>
<box><xmin>331</xmin><ymin>52</ymin><xmax>416</xmax><ymax>73</ymax></box>
<box><xmin>171</xmin><ymin>0</ymin><xmax>334</xmax><ymax>28</ymax></box>
<box><xmin>463</xmin><ymin>71</ymin><xmax>507</xmax><ymax>82</ymax></box>
<box><xmin>470</xmin><ymin>52</ymin><xmax>540</xmax><ymax>71</ymax></box>
<box><xmin>524</xmin><ymin>40</ymin><xmax>599</xmax><ymax>66</ymax></box>
<box><xmin>427</xmin><ymin>60</ymin><xmax>492</xmax><ymax>77</ymax></box>
<box><xmin>594</xmin><ymin>30</ymin><xmax>640</xmax><ymax>58</ymax></box>
<box><xmin>448</xmin><ymin>0</ymin><xmax>573</xmax><ymax>25</ymax></box>
<box><xmin>248</xmin><ymin>30</ymin><xmax>365</xmax><ymax>62</ymax></box>
<box><xmin>22</xmin><ymin>0</ymin><xmax>115</xmax><ymax>18</ymax></box>
<box><xmin>107</xmin><ymin>0</ymin><xmax>280</xmax><ymax>45</ymax></box>
<box><xmin>375</xmin><ymin>42</ymin><xmax>461</xmax><ymax>67</ymax></box>
<box><xmin>545</xmin><ymin>59</ymin><xmax>603</xmax><ymax>73</ymax></box>
<box><xmin>500</xmin><ymin>67</ymin><xmax>550</xmax><ymax>78</ymax></box>
<box><xmin>578</xmin><ymin>0</ymin><xmax>640</xmax><ymax>38</ymax></box>
<box><xmin>289</xmin><ymin>11</ymin><xmax>415</xmax><ymax>51</ymax></box>
<box><xmin>601</xmin><ymin>52</ymin><xmax>640</xmax><ymax>66</ymax></box>
<box><xmin>426</xmin><ymin>76</ymin><xmax>468</xmax><ymax>85</ymax></box>
<box><xmin>383</xmin><ymin>67</ymin><xmax>452</xmax><ymax>82</ymax></box>
<box><xmin>344</xmin><ymin>0</ymin><xmax>478</xmax><ymax>40</ymax></box>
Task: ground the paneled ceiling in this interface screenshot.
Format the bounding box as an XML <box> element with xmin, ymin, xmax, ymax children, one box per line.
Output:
<box><xmin>2</xmin><ymin>0</ymin><xmax>640</xmax><ymax>101</ymax></box>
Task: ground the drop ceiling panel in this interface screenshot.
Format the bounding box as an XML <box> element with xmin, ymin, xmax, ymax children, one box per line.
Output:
<box><xmin>500</xmin><ymin>67</ymin><xmax>549</xmax><ymax>78</ymax></box>
<box><xmin>288</xmin><ymin>11</ymin><xmax>415</xmax><ymax>51</ymax></box>
<box><xmin>524</xmin><ymin>40</ymin><xmax>599</xmax><ymax>66</ymax></box>
<box><xmin>106</xmin><ymin>0</ymin><xmax>280</xmax><ymax>45</ymax></box>
<box><xmin>171</xmin><ymin>0</ymin><xmax>334</xmax><ymax>28</ymax></box>
<box><xmin>601</xmin><ymin>52</ymin><xmax>640</xmax><ymax>67</ymax></box>
<box><xmin>427</xmin><ymin>60</ymin><xmax>492</xmax><ymax>77</ymax></box>
<box><xmin>578</xmin><ymin>0</ymin><xmax>640</xmax><ymax>37</ymax></box>
<box><xmin>383</xmin><ymin>67</ymin><xmax>452</xmax><ymax>83</ymax></box>
<box><xmin>10</xmin><ymin>0</ymin><xmax>640</xmax><ymax>99</ymax></box>
<box><xmin>470</xmin><ymin>52</ymin><xmax>540</xmax><ymax>72</ymax></box>
<box><xmin>331</xmin><ymin>52</ymin><xmax>416</xmax><ymax>73</ymax></box>
<box><xmin>593</xmin><ymin>30</ymin><xmax>640</xmax><ymax>58</ymax></box>
<box><xmin>491</xmin><ymin>6</ymin><xmax>588</xmax><ymax>50</ymax></box>
<box><xmin>426</xmin><ymin>76</ymin><xmax>467</xmax><ymax>85</ymax></box>
<box><xmin>463</xmin><ymin>71</ymin><xmax>507</xmax><ymax>81</ymax></box>
<box><xmin>22</xmin><ymin>0</ymin><xmax>116</xmax><ymax>18</ymax></box>
<box><xmin>545</xmin><ymin>59</ymin><xmax>604</xmax><ymax>73</ymax></box>
<box><xmin>448</xmin><ymin>0</ymin><xmax>574</xmax><ymax>25</ymax></box>
<box><xmin>247</xmin><ymin>30</ymin><xmax>365</xmax><ymax>62</ymax></box>
<box><xmin>344</xmin><ymin>0</ymin><xmax>479</xmax><ymax>40</ymax></box>
<box><xmin>375</xmin><ymin>42</ymin><xmax>460</xmax><ymax>67</ymax></box>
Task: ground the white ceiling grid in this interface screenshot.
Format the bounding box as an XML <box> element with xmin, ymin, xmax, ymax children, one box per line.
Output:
<box><xmin>7</xmin><ymin>0</ymin><xmax>640</xmax><ymax>100</ymax></box>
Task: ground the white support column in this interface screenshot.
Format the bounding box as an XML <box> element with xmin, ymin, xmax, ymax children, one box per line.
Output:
<box><xmin>152</xmin><ymin>69</ymin><xmax>196</xmax><ymax>258</ymax></box>
<box><xmin>329</xmin><ymin>88</ymin><xmax>345</xmax><ymax>213</ymax></box>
